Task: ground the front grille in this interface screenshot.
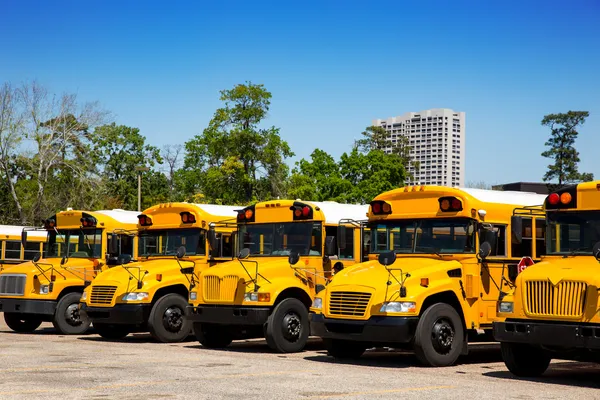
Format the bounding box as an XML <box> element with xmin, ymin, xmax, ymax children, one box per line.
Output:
<box><xmin>328</xmin><ymin>291</ymin><xmax>371</xmax><ymax>317</ymax></box>
<box><xmin>0</xmin><ymin>274</ymin><xmax>26</xmax><ymax>296</ymax></box>
<box><xmin>203</xmin><ymin>275</ymin><xmax>239</xmax><ymax>302</ymax></box>
<box><xmin>525</xmin><ymin>280</ymin><xmax>587</xmax><ymax>318</ymax></box>
<box><xmin>90</xmin><ymin>286</ymin><xmax>117</xmax><ymax>305</ymax></box>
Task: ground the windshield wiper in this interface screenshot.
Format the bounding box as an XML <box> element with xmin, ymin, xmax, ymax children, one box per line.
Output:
<box><xmin>415</xmin><ymin>246</ymin><xmax>443</xmax><ymax>258</ymax></box>
<box><xmin>562</xmin><ymin>247</ymin><xmax>591</xmax><ymax>258</ymax></box>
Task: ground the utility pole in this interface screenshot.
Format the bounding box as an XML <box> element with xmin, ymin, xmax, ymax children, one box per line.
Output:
<box><xmin>135</xmin><ymin>166</ymin><xmax>150</xmax><ymax>212</ymax></box>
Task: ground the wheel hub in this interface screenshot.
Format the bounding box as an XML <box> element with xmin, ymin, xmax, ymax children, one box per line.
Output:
<box><xmin>281</xmin><ymin>312</ymin><xmax>301</xmax><ymax>342</ymax></box>
<box><xmin>431</xmin><ymin>318</ymin><xmax>455</xmax><ymax>354</ymax></box>
<box><xmin>163</xmin><ymin>306</ymin><xmax>183</xmax><ymax>333</ymax></box>
<box><xmin>65</xmin><ymin>303</ymin><xmax>82</xmax><ymax>326</ymax></box>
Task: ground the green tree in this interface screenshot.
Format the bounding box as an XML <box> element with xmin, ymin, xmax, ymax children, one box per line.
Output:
<box><xmin>287</xmin><ymin>149</ymin><xmax>352</xmax><ymax>202</ymax></box>
<box><xmin>355</xmin><ymin>125</ymin><xmax>418</xmax><ymax>180</ymax></box>
<box><xmin>541</xmin><ymin>111</ymin><xmax>593</xmax><ymax>186</ymax></box>
<box><xmin>339</xmin><ymin>148</ymin><xmax>407</xmax><ymax>203</ymax></box>
<box><xmin>92</xmin><ymin>123</ymin><xmax>166</xmax><ymax>210</ymax></box>
<box><xmin>183</xmin><ymin>82</ymin><xmax>293</xmax><ymax>204</ymax></box>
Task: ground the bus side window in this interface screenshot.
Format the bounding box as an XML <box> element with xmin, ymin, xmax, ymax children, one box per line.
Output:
<box><xmin>491</xmin><ymin>225</ymin><xmax>506</xmax><ymax>256</ymax></box>
<box><xmin>535</xmin><ymin>218</ymin><xmax>546</xmax><ymax>257</ymax></box>
<box><xmin>220</xmin><ymin>234</ymin><xmax>233</xmax><ymax>258</ymax></box>
<box><xmin>23</xmin><ymin>242</ymin><xmax>41</xmax><ymax>260</ymax></box>
<box><xmin>5</xmin><ymin>241</ymin><xmax>22</xmax><ymax>259</ymax></box>
<box><xmin>512</xmin><ymin>218</ymin><xmax>532</xmax><ymax>258</ymax></box>
<box><xmin>120</xmin><ymin>235</ymin><xmax>134</xmax><ymax>257</ymax></box>
<box><xmin>339</xmin><ymin>228</ymin><xmax>354</xmax><ymax>260</ymax></box>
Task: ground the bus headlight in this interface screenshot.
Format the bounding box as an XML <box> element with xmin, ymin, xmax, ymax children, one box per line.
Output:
<box><xmin>189</xmin><ymin>292</ymin><xmax>197</xmax><ymax>301</ymax></box>
<box><xmin>312</xmin><ymin>297</ymin><xmax>322</xmax><ymax>310</ymax></box>
<box><xmin>122</xmin><ymin>292</ymin><xmax>149</xmax><ymax>301</ymax></box>
<box><xmin>244</xmin><ymin>292</ymin><xmax>270</xmax><ymax>302</ymax></box>
<box><xmin>380</xmin><ymin>302</ymin><xmax>416</xmax><ymax>313</ymax></box>
<box><xmin>80</xmin><ymin>291</ymin><xmax>87</xmax><ymax>301</ymax></box>
<box><xmin>39</xmin><ymin>285</ymin><xmax>50</xmax><ymax>295</ymax></box>
<box><xmin>499</xmin><ymin>302</ymin><xmax>513</xmax><ymax>313</ymax></box>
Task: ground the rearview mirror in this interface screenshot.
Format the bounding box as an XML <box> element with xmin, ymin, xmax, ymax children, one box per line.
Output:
<box><xmin>325</xmin><ymin>236</ymin><xmax>336</xmax><ymax>256</ymax></box>
<box><xmin>511</xmin><ymin>216</ymin><xmax>523</xmax><ymax>244</ymax></box>
<box><xmin>33</xmin><ymin>252</ymin><xmax>41</xmax><ymax>263</ymax></box>
<box><xmin>337</xmin><ymin>225</ymin><xmax>347</xmax><ymax>250</ymax></box>
<box><xmin>479</xmin><ymin>242</ymin><xmax>492</xmax><ymax>260</ymax></box>
<box><xmin>60</xmin><ymin>256</ymin><xmax>68</xmax><ymax>266</ymax></box>
<box><xmin>118</xmin><ymin>254</ymin><xmax>132</xmax><ymax>265</ymax></box>
<box><xmin>238</xmin><ymin>248</ymin><xmax>250</xmax><ymax>260</ymax></box>
<box><xmin>288</xmin><ymin>251</ymin><xmax>300</xmax><ymax>266</ymax></box>
<box><xmin>208</xmin><ymin>227</ymin><xmax>218</xmax><ymax>253</ymax></box>
<box><xmin>109</xmin><ymin>233</ymin><xmax>119</xmax><ymax>255</ymax></box>
<box><xmin>21</xmin><ymin>231</ymin><xmax>27</xmax><ymax>248</ymax></box>
<box><xmin>593</xmin><ymin>242</ymin><xmax>600</xmax><ymax>261</ymax></box>
<box><xmin>378</xmin><ymin>250</ymin><xmax>396</xmax><ymax>267</ymax></box>
<box><xmin>176</xmin><ymin>246</ymin><xmax>186</xmax><ymax>259</ymax></box>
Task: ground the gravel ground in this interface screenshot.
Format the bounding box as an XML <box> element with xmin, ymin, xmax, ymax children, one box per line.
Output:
<box><xmin>0</xmin><ymin>321</ymin><xmax>598</xmax><ymax>399</ymax></box>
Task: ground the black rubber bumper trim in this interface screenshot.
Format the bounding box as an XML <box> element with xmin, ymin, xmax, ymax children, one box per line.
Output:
<box><xmin>493</xmin><ymin>320</ymin><xmax>600</xmax><ymax>350</ymax></box>
<box><xmin>81</xmin><ymin>303</ymin><xmax>151</xmax><ymax>325</ymax></box>
<box><xmin>0</xmin><ymin>298</ymin><xmax>56</xmax><ymax>315</ymax></box>
<box><xmin>185</xmin><ymin>305</ymin><xmax>271</xmax><ymax>325</ymax></box>
<box><xmin>309</xmin><ymin>312</ymin><xmax>419</xmax><ymax>343</ymax></box>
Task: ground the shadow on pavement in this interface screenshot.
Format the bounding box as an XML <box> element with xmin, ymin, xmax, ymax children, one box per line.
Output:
<box><xmin>184</xmin><ymin>337</ymin><xmax>325</xmax><ymax>353</ymax></box>
<box><xmin>304</xmin><ymin>343</ymin><xmax>502</xmax><ymax>369</ymax></box>
<box><xmin>484</xmin><ymin>362</ymin><xmax>600</xmax><ymax>389</ymax></box>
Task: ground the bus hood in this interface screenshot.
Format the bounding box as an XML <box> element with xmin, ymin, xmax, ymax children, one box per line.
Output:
<box><xmin>517</xmin><ymin>256</ymin><xmax>600</xmax><ymax>286</ymax></box>
<box><xmin>0</xmin><ymin>258</ymin><xmax>95</xmax><ymax>278</ymax></box>
<box><xmin>332</xmin><ymin>256</ymin><xmax>463</xmax><ymax>290</ymax></box>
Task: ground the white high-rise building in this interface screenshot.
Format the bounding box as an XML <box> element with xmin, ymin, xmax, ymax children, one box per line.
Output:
<box><xmin>373</xmin><ymin>108</ymin><xmax>465</xmax><ymax>187</ymax></box>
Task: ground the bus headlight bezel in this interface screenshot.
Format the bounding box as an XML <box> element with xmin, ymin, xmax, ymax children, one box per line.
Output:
<box><xmin>380</xmin><ymin>301</ymin><xmax>416</xmax><ymax>313</ymax></box>
<box><xmin>312</xmin><ymin>297</ymin><xmax>322</xmax><ymax>310</ymax></box>
<box><xmin>39</xmin><ymin>285</ymin><xmax>50</xmax><ymax>295</ymax></box>
<box><xmin>122</xmin><ymin>292</ymin><xmax>149</xmax><ymax>302</ymax></box>
<box><xmin>499</xmin><ymin>301</ymin><xmax>514</xmax><ymax>313</ymax></box>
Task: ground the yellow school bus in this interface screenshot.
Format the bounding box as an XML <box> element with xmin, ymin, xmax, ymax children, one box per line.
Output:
<box><xmin>0</xmin><ymin>225</ymin><xmax>47</xmax><ymax>270</ymax></box>
<box><xmin>186</xmin><ymin>200</ymin><xmax>368</xmax><ymax>353</ymax></box>
<box><xmin>80</xmin><ymin>203</ymin><xmax>238</xmax><ymax>342</ymax></box>
<box><xmin>310</xmin><ymin>186</ymin><xmax>547</xmax><ymax>367</ymax></box>
<box><xmin>0</xmin><ymin>209</ymin><xmax>139</xmax><ymax>334</ymax></box>
<box><xmin>494</xmin><ymin>181</ymin><xmax>600</xmax><ymax>377</ymax></box>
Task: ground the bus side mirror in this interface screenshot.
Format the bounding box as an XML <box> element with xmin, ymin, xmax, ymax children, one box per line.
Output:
<box><xmin>21</xmin><ymin>231</ymin><xmax>27</xmax><ymax>248</ymax></box>
<box><xmin>593</xmin><ymin>242</ymin><xmax>600</xmax><ymax>262</ymax></box>
<box><xmin>208</xmin><ymin>227</ymin><xmax>218</xmax><ymax>253</ymax></box>
<box><xmin>176</xmin><ymin>246</ymin><xmax>186</xmax><ymax>259</ymax></box>
<box><xmin>33</xmin><ymin>253</ymin><xmax>41</xmax><ymax>263</ymax></box>
<box><xmin>337</xmin><ymin>225</ymin><xmax>347</xmax><ymax>250</ymax></box>
<box><xmin>238</xmin><ymin>248</ymin><xmax>250</xmax><ymax>260</ymax></box>
<box><xmin>109</xmin><ymin>233</ymin><xmax>119</xmax><ymax>255</ymax></box>
<box><xmin>325</xmin><ymin>236</ymin><xmax>336</xmax><ymax>256</ymax></box>
<box><xmin>288</xmin><ymin>251</ymin><xmax>300</xmax><ymax>266</ymax></box>
<box><xmin>118</xmin><ymin>254</ymin><xmax>132</xmax><ymax>265</ymax></box>
<box><xmin>378</xmin><ymin>250</ymin><xmax>396</xmax><ymax>267</ymax></box>
<box><xmin>511</xmin><ymin>216</ymin><xmax>523</xmax><ymax>244</ymax></box>
<box><xmin>479</xmin><ymin>242</ymin><xmax>492</xmax><ymax>260</ymax></box>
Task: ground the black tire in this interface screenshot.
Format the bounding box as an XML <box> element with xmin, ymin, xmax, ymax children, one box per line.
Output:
<box><xmin>52</xmin><ymin>292</ymin><xmax>90</xmax><ymax>334</ymax></box>
<box><xmin>148</xmin><ymin>293</ymin><xmax>191</xmax><ymax>343</ymax></box>
<box><xmin>501</xmin><ymin>342</ymin><xmax>551</xmax><ymax>377</ymax></box>
<box><xmin>93</xmin><ymin>323</ymin><xmax>131</xmax><ymax>340</ymax></box>
<box><xmin>265</xmin><ymin>298</ymin><xmax>309</xmax><ymax>353</ymax></box>
<box><xmin>194</xmin><ymin>322</ymin><xmax>233</xmax><ymax>348</ymax></box>
<box><xmin>323</xmin><ymin>338</ymin><xmax>366</xmax><ymax>358</ymax></box>
<box><xmin>414</xmin><ymin>303</ymin><xmax>464</xmax><ymax>367</ymax></box>
<box><xmin>4</xmin><ymin>313</ymin><xmax>42</xmax><ymax>333</ymax></box>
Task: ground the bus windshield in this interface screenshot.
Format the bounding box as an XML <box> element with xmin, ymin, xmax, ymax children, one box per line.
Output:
<box><xmin>138</xmin><ymin>228</ymin><xmax>206</xmax><ymax>257</ymax></box>
<box><xmin>45</xmin><ymin>229</ymin><xmax>103</xmax><ymax>259</ymax></box>
<box><xmin>546</xmin><ymin>211</ymin><xmax>600</xmax><ymax>255</ymax></box>
<box><xmin>368</xmin><ymin>218</ymin><xmax>477</xmax><ymax>254</ymax></box>
<box><xmin>239</xmin><ymin>222</ymin><xmax>322</xmax><ymax>256</ymax></box>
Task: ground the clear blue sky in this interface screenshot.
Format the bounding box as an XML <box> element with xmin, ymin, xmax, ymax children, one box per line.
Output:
<box><xmin>2</xmin><ymin>0</ymin><xmax>599</xmax><ymax>185</ymax></box>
